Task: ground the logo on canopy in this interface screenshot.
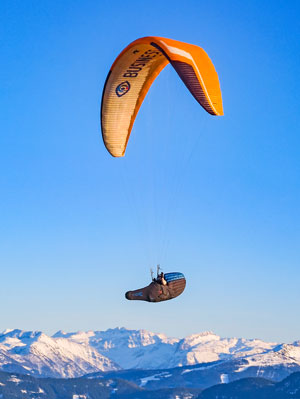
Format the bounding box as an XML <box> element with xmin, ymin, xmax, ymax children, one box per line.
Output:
<box><xmin>116</xmin><ymin>81</ymin><xmax>131</xmax><ymax>97</ymax></box>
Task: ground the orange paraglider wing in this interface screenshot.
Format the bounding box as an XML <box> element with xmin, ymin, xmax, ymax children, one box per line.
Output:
<box><xmin>101</xmin><ymin>36</ymin><xmax>223</xmax><ymax>157</ymax></box>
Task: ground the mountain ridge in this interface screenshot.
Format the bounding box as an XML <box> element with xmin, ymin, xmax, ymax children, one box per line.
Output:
<box><xmin>0</xmin><ymin>327</ymin><xmax>299</xmax><ymax>382</ymax></box>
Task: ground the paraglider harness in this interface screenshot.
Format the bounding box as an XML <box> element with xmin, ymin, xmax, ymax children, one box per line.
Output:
<box><xmin>125</xmin><ymin>266</ymin><xmax>186</xmax><ymax>302</ymax></box>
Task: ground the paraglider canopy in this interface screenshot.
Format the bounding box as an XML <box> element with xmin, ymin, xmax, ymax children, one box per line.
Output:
<box><xmin>101</xmin><ymin>36</ymin><xmax>223</xmax><ymax>157</ymax></box>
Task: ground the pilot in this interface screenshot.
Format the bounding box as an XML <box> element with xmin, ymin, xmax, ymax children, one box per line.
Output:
<box><xmin>157</xmin><ymin>272</ymin><xmax>167</xmax><ymax>286</ymax></box>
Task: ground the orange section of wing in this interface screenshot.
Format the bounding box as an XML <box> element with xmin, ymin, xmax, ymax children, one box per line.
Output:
<box><xmin>149</xmin><ymin>37</ymin><xmax>224</xmax><ymax>116</ymax></box>
<box><xmin>123</xmin><ymin>56</ymin><xmax>168</xmax><ymax>155</ymax></box>
<box><xmin>101</xmin><ymin>42</ymin><xmax>168</xmax><ymax>157</ymax></box>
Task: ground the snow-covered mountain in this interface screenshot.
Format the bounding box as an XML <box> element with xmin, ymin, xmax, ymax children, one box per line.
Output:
<box><xmin>0</xmin><ymin>327</ymin><xmax>299</xmax><ymax>380</ymax></box>
<box><xmin>53</xmin><ymin>328</ymin><xmax>280</xmax><ymax>370</ymax></box>
<box><xmin>0</xmin><ymin>329</ymin><xmax>119</xmax><ymax>378</ymax></box>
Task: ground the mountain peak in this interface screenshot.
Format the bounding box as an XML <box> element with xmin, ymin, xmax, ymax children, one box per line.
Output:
<box><xmin>0</xmin><ymin>329</ymin><xmax>23</xmax><ymax>337</ymax></box>
<box><xmin>52</xmin><ymin>330</ymin><xmax>67</xmax><ymax>337</ymax></box>
<box><xmin>0</xmin><ymin>327</ymin><xmax>299</xmax><ymax>380</ymax></box>
<box><xmin>1</xmin><ymin>328</ymin><xmax>17</xmax><ymax>335</ymax></box>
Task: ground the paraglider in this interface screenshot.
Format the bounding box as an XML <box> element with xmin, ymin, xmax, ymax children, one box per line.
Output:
<box><xmin>125</xmin><ymin>266</ymin><xmax>186</xmax><ymax>303</ymax></box>
<box><xmin>101</xmin><ymin>36</ymin><xmax>223</xmax><ymax>157</ymax></box>
<box><xmin>100</xmin><ymin>36</ymin><xmax>223</xmax><ymax>302</ymax></box>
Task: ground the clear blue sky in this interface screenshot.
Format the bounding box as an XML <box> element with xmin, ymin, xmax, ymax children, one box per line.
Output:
<box><xmin>1</xmin><ymin>0</ymin><xmax>300</xmax><ymax>343</ymax></box>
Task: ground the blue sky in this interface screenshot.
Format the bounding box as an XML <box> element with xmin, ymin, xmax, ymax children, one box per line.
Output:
<box><xmin>1</xmin><ymin>0</ymin><xmax>300</xmax><ymax>342</ymax></box>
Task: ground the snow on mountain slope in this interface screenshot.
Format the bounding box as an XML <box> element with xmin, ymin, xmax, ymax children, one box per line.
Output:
<box><xmin>0</xmin><ymin>329</ymin><xmax>120</xmax><ymax>378</ymax></box>
<box><xmin>55</xmin><ymin>328</ymin><xmax>179</xmax><ymax>369</ymax></box>
<box><xmin>0</xmin><ymin>328</ymin><xmax>299</xmax><ymax>379</ymax></box>
<box><xmin>171</xmin><ymin>332</ymin><xmax>278</xmax><ymax>368</ymax></box>
<box><xmin>55</xmin><ymin>328</ymin><xmax>278</xmax><ymax>370</ymax></box>
<box><xmin>234</xmin><ymin>341</ymin><xmax>300</xmax><ymax>374</ymax></box>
